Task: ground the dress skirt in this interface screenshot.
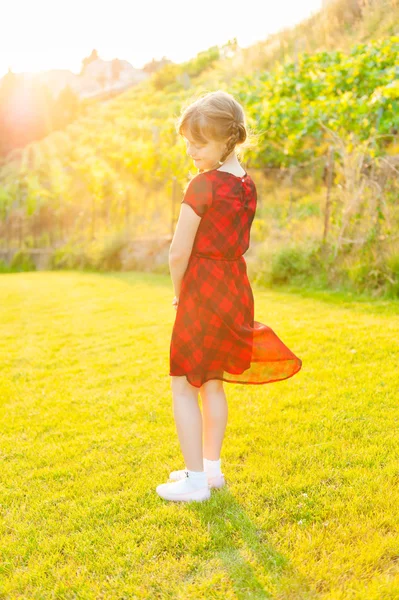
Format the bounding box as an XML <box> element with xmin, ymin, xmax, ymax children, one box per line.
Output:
<box><xmin>169</xmin><ymin>253</ymin><xmax>302</xmax><ymax>389</ymax></box>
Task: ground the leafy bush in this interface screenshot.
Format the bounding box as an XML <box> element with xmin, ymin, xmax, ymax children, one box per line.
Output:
<box><xmin>341</xmin><ymin>247</ymin><xmax>399</xmax><ymax>296</ymax></box>
<box><xmin>250</xmin><ymin>217</ymin><xmax>271</xmax><ymax>243</ymax></box>
<box><xmin>387</xmin><ymin>253</ymin><xmax>399</xmax><ymax>297</ymax></box>
<box><xmin>96</xmin><ymin>232</ymin><xmax>129</xmax><ymax>271</ymax></box>
<box><xmin>271</xmin><ymin>244</ymin><xmax>323</xmax><ymax>284</ymax></box>
<box><xmin>10</xmin><ymin>250</ymin><xmax>36</xmax><ymax>272</ymax></box>
<box><xmin>50</xmin><ymin>243</ymin><xmax>91</xmax><ymax>270</ymax></box>
<box><xmin>0</xmin><ymin>259</ymin><xmax>11</xmax><ymax>273</ymax></box>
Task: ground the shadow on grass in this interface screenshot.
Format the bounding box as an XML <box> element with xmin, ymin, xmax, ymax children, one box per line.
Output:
<box><xmin>158</xmin><ymin>484</ymin><xmax>317</xmax><ymax>599</ymax></box>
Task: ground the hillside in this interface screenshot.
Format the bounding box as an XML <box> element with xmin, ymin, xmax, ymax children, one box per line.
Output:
<box><xmin>219</xmin><ymin>0</ymin><xmax>399</xmax><ymax>78</ymax></box>
<box><xmin>0</xmin><ymin>0</ymin><xmax>398</xmax><ymax>298</ymax></box>
<box><xmin>0</xmin><ymin>58</ymin><xmax>149</xmax><ymax>100</ymax></box>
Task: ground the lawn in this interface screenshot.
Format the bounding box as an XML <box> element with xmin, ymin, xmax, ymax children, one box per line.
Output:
<box><xmin>1</xmin><ymin>270</ymin><xmax>398</xmax><ymax>599</ymax></box>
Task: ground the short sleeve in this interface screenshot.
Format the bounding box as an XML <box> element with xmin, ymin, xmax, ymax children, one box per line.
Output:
<box><xmin>181</xmin><ymin>173</ymin><xmax>213</xmax><ymax>217</ymax></box>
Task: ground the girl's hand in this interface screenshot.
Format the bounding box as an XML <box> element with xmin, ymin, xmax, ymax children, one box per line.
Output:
<box><xmin>172</xmin><ymin>296</ymin><xmax>179</xmax><ymax>311</ymax></box>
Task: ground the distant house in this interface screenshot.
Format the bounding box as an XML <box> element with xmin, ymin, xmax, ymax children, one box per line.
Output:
<box><xmin>81</xmin><ymin>58</ymin><xmax>149</xmax><ymax>97</ymax></box>
<box><xmin>3</xmin><ymin>58</ymin><xmax>149</xmax><ymax>102</ymax></box>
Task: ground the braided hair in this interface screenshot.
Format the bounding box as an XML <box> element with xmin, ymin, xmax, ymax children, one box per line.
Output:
<box><xmin>217</xmin><ymin>120</ymin><xmax>247</xmax><ymax>166</ymax></box>
<box><xmin>176</xmin><ymin>90</ymin><xmax>248</xmax><ymax>174</ymax></box>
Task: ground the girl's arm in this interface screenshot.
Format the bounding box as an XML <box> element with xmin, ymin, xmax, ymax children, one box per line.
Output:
<box><xmin>169</xmin><ymin>202</ymin><xmax>203</xmax><ymax>300</ymax></box>
<box><xmin>169</xmin><ymin>254</ymin><xmax>190</xmax><ymax>298</ymax></box>
<box><xmin>168</xmin><ymin>174</ymin><xmax>212</xmax><ymax>304</ymax></box>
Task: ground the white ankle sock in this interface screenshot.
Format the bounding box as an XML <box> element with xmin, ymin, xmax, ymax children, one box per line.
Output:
<box><xmin>185</xmin><ymin>469</ymin><xmax>207</xmax><ymax>489</ymax></box>
<box><xmin>203</xmin><ymin>458</ymin><xmax>222</xmax><ymax>476</ymax></box>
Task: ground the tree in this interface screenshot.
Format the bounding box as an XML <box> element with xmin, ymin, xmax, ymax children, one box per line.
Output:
<box><xmin>52</xmin><ymin>85</ymin><xmax>80</xmax><ymax>129</ymax></box>
<box><xmin>142</xmin><ymin>56</ymin><xmax>173</xmax><ymax>74</ymax></box>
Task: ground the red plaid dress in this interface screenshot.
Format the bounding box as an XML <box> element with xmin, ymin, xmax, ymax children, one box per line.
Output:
<box><xmin>169</xmin><ymin>168</ymin><xmax>302</xmax><ymax>388</ymax></box>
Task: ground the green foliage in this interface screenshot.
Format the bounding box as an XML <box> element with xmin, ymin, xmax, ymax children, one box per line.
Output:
<box><xmin>343</xmin><ymin>250</ymin><xmax>399</xmax><ymax>297</ymax></box>
<box><xmin>0</xmin><ymin>31</ymin><xmax>398</xmax><ymax>297</ymax></box>
<box><xmin>184</xmin><ymin>46</ymin><xmax>220</xmax><ymax>78</ymax></box>
<box><xmin>91</xmin><ymin>231</ymin><xmax>129</xmax><ymax>271</ymax></box>
<box><xmin>50</xmin><ymin>242</ymin><xmax>91</xmax><ymax>270</ymax></box>
<box><xmin>151</xmin><ymin>63</ymin><xmax>182</xmax><ymax>91</ymax></box>
<box><xmin>270</xmin><ymin>243</ymin><xmax>325</xmax><ymax>284</ymax></box>
<box><xmin>49</xmin><ymin>233</ymin><xmax>131</xmax><ymax>272</ymax></box>
<box><xmin>9</xmin><ymin>250</ymin><xmax>36</xmax><ymax>272</ymax></box>
<box><xmin>151</xmin><ymin>46</ymin><xmax>220</xmax><ymax>90</ymax></box>
<box><xmin>1</xmin><ymin>36</ymin><xmax>397</xmax><ymax>205</ymax></box>
<box><xmin>250</xmin><ymin>217</ymin><xmax>271</xmax><ymax>243</ymax></box>
<box><xmin>0</xmin><ymin>259</ymin><xmax>12</xmax><ymax>273</ymax></box>
<box><xmin>386</xmin><ymin>253</ymin><xmax>399</xmax><ymax>297</ymax></box>
<box><xmin>233</xmin><ymin>37</ymin><xmax>399</xmax><ymax>167</ymax></box>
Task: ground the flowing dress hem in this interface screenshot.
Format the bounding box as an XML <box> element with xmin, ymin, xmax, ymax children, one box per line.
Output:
<box><xmin>169</xmin><ymin>362</ymin><xmax>302</xmax><ymax>389</ymax></box>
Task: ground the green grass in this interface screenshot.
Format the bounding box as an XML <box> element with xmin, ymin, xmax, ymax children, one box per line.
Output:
<box><xmin>1</xmin><ymin>270</ymin><xmax>398</xmax><ymax>599</ymax></box>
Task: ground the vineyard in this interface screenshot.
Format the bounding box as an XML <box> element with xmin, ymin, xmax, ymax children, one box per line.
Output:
<box><xmin>0</xmin><ymin>32</ymin><xmax>398</xmax><ymax>294</ymax></box>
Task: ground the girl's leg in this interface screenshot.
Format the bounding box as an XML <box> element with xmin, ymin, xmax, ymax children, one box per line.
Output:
<box><xmin>200</xmin><ymin>379</ymin><xmax>228</xmax><ymax>460</ymax></box>
<box><xmin>170</xmin><ymin>375</ymin><xmax>203</xmax><ymax>472</ymax></box>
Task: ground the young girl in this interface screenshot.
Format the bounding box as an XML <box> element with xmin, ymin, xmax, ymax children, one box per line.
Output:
<box><xmin>156</xmin><ymin>90</ymin><xmax>302</xmax><ymax>503</ymax></box>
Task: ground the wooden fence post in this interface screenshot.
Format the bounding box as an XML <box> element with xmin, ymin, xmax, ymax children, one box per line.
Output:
<box><xmin>18</xmin><ymin>213</ymin><xmax>23</xmax><ymax>249</ymax></box>
<box><xmin>125</xmin><ymin>188</ymin><xmax>130</xmax><ymax>232</ymax></box>
<box><xmin>171</xmin><ymin>176</ymin><xmax>177</xmax><ymax>237</ymax></box>
<box><xmin>5</xmin><ymin>207</ymin><xmax>10</xmax><ymax>251</ymax></box>
<box><xmin>323</xmin><ymin>145</ymin><xmax>334</xmax><ymax>245</ymax></box>
<box><xmin>91</xmin><ymin>195</ymin><xmax>96</xmax><ymax>241</ymax></box>
<box><xmin>287</xmin><ymin>168</ymin><xmax>294</xmax><ymax>220</ymax></box>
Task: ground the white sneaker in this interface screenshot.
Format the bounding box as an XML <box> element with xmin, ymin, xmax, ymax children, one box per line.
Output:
<box><xmin>156</xmin><ymin>473</ymin><xmax>211</xmax><ymax>502</ymax></box>
<box><xmin>169</xmin><ymin>468</ymin><xmax>226</xmax><ymax>489</ymax></box>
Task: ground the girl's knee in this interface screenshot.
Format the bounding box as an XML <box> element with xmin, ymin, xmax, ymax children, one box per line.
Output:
<box><xmin>200</xmin><ymin>378</ymin><xmax>224</xmax><ymax>397</ymax></box>
<box><xmin>171</xmin><ymin>375</ymin><xmax>199</xmax><ymax>398</ymax></box>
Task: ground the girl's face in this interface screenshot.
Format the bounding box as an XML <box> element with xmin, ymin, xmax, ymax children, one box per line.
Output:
<box><xmin>183</xmin><ymin>132</ymin><xmax>227</xmax><ymax>171</ymax></box>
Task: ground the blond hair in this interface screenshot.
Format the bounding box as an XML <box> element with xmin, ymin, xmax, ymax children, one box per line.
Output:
<box><xmin>176</xmin><ymin>90</ymin><xmax>249</xmax><ymax>169</ymax></box>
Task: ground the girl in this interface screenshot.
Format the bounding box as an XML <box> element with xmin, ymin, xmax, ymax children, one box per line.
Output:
<box><xmin>156</xmin><ymin>90</ymin><xmax>302</xmax><ymax>503</ymax></box>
